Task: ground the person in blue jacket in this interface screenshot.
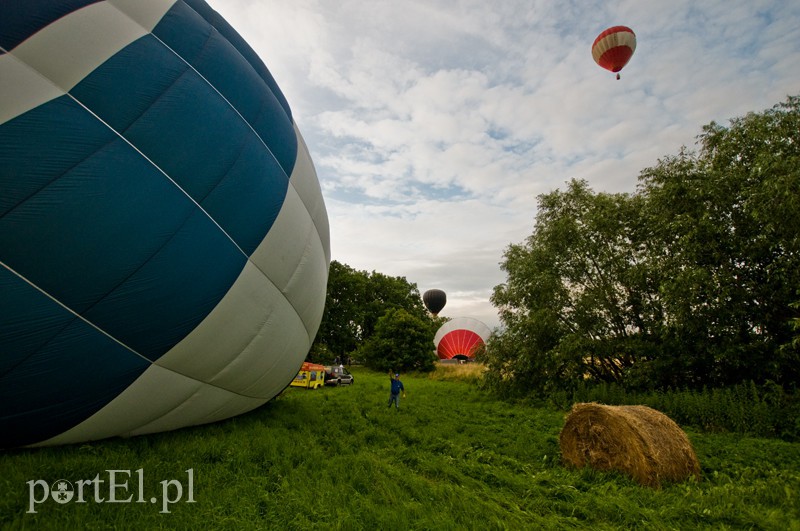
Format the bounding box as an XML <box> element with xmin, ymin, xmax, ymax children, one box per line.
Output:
<box><xmin>388</xmin><ymin>372</ymin><xmax>406</xmax><ymax>410</ymax></box>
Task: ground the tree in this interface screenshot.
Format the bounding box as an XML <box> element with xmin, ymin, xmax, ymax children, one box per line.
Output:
<box><xmin>489</xmin><ymin>179</ymin><xmax>653</xmax><ymax>392</ymax></box>
<box><xmin>638</xmin><ymin>96</ymin><xmax>800</xmax><ymax>386</ymax></box>
<box><xmin>313</xmin><ymin>261</ymin><xmax>368</xmax><ymax>358</ymax></box>
<box><xmin>310</xmin><ymin>261</ymin><xmax>433</xmax><ymax>362</ymax></box>
<box><xmin>361</xmin><ymin>271</ymin><xmax>430</xmax><ymax>339</ymax></box>
<box><xmin>488</xmin><ymin>95</ymin><xmax>800</xmax><ymax>395</ymax></box>
<box><xmin>356</xmin><ymin>308</ymin><xmax>437</xmax><ymax>372</ymax></box>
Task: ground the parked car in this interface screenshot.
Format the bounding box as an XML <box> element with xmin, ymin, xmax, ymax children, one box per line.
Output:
<box><xmin>324</xmin><ymin>365</ymin><xmax>354</xmax><ymax>386</ymax></box>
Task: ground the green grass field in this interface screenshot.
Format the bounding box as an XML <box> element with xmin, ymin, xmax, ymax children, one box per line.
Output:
<box><xmin>2</xmin><ymin>367</ymin><xmax>799</xmax><ymax>530</ymax></box>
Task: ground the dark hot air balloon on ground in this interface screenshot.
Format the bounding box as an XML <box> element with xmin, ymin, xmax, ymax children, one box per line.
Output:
<box><xmin>434</xmin><ymin>317</ymin><xmax>492</xmax><ymax>361</ymax></box>
<box><xmin>592</xmin><ymin>26</ymin><xmax>637</xmax><ymax>80</ymax></box>
<box><xmin>422</xmin><ymin>289</ymin><xmax>447</xmax><ymax>316</ymax></box>
<box><xmin>0</xmin><ymin>0</ymin><xmax>330</xmax><ymax>448</ymax></box>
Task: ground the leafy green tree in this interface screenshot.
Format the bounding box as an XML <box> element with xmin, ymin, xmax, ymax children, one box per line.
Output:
<box><xmin>638</xmin><ymin>96</ymin><xmax>800</xmax><ymax>387</ymax></box>
<box><xmin>488</xmin><ymin>179</ymin><xmax>653</xmax><ymax>393</ymax></box>
<box><xmin>356</xmin><ymin>308</ymin><xmax>438</xmax><ymax>372</ymax></box>
<box><xmin>361</xmin><ymin>271</ymin><xmax>430</xmax><ymax>339</ymax></box>
<box><xmin>312</xmin><ymin>261</ymin><xmax>368</xmax><ymax>359</ymax></box>
<box><xmin>311</xmin><ymin>261</ymin><xmax>433</xmax><ymax>362</ymax></box>
<box><xmin>488</xmin><ymin>95</ymin><xmax>800</xmax><ymax>395</ymax></box>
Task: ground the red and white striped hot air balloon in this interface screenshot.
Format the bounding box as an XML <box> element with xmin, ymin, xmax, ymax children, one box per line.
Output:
<box><xmin>433</xmin><ymin>317</ymin><xmax>492</xmax><ymax>361</ymax></box>
<box><xmin>592</xmin><ymin>26</ymin><xmax>636</xmax><ymax>80</ymax></box>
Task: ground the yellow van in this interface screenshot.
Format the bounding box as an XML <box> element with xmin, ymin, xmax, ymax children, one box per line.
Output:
<box><xmin>290</xmin><ymin>362</ymin><xmax>325</xmax><ymax>389</ymax></box>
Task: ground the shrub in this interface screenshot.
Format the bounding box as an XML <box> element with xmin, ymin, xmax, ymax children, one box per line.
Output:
<box><xmin>546</xmin><ymin>381</ymin><xmax>800</xmax><ymax>441</ymax></box>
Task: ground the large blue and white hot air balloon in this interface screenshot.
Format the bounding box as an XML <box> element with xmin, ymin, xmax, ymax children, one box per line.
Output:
<box><xmin>0</xmin><ymin>0</ymin><xmax>330</xmax><ymax>448</ymax></box>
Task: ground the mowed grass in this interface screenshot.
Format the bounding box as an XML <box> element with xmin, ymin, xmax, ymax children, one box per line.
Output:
<box><xmin>1</xmin><ymin>366</ymin><xmax>799</xmax><ymax>530</ymax></box>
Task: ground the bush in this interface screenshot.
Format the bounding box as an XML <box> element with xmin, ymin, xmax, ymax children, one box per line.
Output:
<box><xmin>545</xmin><ymin>380</ymin><xmax>800</xmax><ymax>441</ymax></box>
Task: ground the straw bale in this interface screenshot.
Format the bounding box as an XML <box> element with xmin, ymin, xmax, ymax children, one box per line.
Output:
<box><xmin>559</xmin><ymin>402</ymin><xmax>700</xmax><ymax>488</ymax></box>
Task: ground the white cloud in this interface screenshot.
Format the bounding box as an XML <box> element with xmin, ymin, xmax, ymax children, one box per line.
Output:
<box><xmin>207</xmin><ymin>0</ymin><xmax>800</xmax><ymax>329</ymax></box>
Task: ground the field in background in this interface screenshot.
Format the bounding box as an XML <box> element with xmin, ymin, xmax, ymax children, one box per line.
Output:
<box><xmin>1</xmin><ymin>367</ymin><xmax>798</xmax><ymax>529</ymax></box>
<box><xmin>427</xmin><ymin>361</ymin><xmax>487</xmax><ymax>384</ymax></box>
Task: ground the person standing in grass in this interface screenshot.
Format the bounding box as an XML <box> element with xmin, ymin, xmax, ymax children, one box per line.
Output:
<box><xmin>388</xmin><ymin>372</ymin><xmax>406</xmax><ymax>410</ymax></box>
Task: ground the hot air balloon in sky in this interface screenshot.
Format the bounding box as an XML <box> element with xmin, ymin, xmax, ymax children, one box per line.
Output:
<box><xmin>0</xmin><ymin>0</ymin><xmax>330</xmax><ymax>448</ymax></box>
<box><xmin>422</xmin><ymin>289</ymin><xmax>447</xmax><ymax>316</ymax></box>
<box><xmin>434</xmin><ymin>317</ymin><xmax>492</xmax><ymax>361</ymax></box>
<box><xmin>592</xmin><ymin>25</ymin><xmax>636</xmax><ymax>80</ymax></box>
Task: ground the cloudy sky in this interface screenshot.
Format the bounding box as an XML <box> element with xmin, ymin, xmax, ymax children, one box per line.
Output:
<box><xmin>206</xmin><ymin>0</ymin><xmax>800</xmax><ymax>330</ymax></box>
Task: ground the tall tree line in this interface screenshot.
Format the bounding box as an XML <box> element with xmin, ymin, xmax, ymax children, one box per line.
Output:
<box><xmin>486</xmin><ymin>96</ymin><xmax>800</xmax><ymax>394</ymax></box>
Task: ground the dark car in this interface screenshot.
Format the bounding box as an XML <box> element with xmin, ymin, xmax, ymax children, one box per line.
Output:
<box><xmin>324</xmin><ymin>365</ymin><xmax>354</xmax><ymax>386</ymax></box>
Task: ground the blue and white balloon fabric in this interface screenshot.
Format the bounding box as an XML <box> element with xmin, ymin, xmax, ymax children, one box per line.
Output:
<box><xmin>0</xmin><ymin>0</ymin><xmax>330</xmax><ymax>448</ymax></box>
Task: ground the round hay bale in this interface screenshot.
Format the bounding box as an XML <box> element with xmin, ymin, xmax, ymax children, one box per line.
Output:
<box><xmin>559</xmin><ymin>403</ymin><xmax>700</xmax><ymax>488</ymax></box>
